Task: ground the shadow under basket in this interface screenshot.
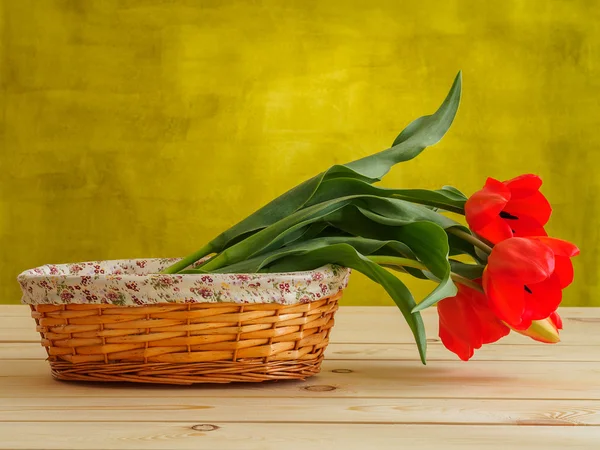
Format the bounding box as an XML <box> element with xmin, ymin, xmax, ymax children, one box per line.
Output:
<box><xmin>30</xmin><ymin>292</ymin><xmax>341</xmax><ymax>385</ymax></box>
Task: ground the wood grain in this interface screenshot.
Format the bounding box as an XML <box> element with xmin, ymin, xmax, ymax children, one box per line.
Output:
<box><xmin>2</xmin><ymin>359</ymin><xmax>599</xmax><ymax>400</ymax></box>
<box><xmin>326</xmin><ymin>342</ymin><xmax>600</xmax><ymax>361</ymax></box>
<box><xmin>4</xmin><ymin>341</ymin><xmax>600</xmax><ymax>362</ymax></box>
<box><xmin>0</xmin><ymin>422</ymin><xmax>598</xmax><ymax>450</ymax></box>
<box><xmin>0</xmin><ymin>343</ymin><xmax>46</xmax><ymax>359</ymax></box>
<box><xmin>2</xmin><ymin>306</ymin><xmax>600</xmax><ymax>450</ymax></box>
<box><xmin>2</xmin><ymin>397</ymin><xmax>600</xmax><ymax>425</ymax></box>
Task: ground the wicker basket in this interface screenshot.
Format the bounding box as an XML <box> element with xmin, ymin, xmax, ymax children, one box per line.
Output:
<box><xmin>19</xmin><ymin>258</ymin><xmax>350</xmax><ymax>384</ymax></box>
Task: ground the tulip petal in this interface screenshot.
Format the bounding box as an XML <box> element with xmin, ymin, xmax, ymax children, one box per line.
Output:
<box><xmin>438</xmin><ymin>296</ymin><xmax>481</xmax><ymax>346</ymax></box>
<box><xmin>438</xmin><ymin>284</ymin><xmax>509</xmax><ymax>361</ymax></box>
<box><xmin>550</xmin><ymin>311</ymin><xmax>563</xmax><ymax>330</ymax></box>
<box><xmin>530</xmin><ymin>237</ymin><xmax>580</xmax><ymax>257</ymax></box>
<box><xmin>465</xmin><ymin>178</ymin><xmax>511</xmax><ymax>230</ymax></box>
<box><xmin>524</xmin><ymin>273</ymin><xmax>563</xmax><ymax>321</ymax></box>
<box><xmin>504</xmin><ymin>190</ymin><xmax>552</xmax><ymax>227</ymax></box>
<box><xmin>438</xmin><ymin>326</ymin><xmax>467</xmax><ymax>360</ymax></box>
<box><xmin>508</xmin><ymin>215</ymin><xmax>548</xmax><ymax>238</ymax></box>
<box><xmin>470</xmin><ymin>296</ymin><xmax>511</xmax><ymax>344</ymax></box>
<box><xmin>487</xmin><ymin>237</ymin><xmax>555</xmax><ymax>283</ymax></box>
<box><xmin>553</xmin><ymin>256</ymin><xmax>574</xmax><ymax>289</ymax></box>
<box><xmin>439</xmin><ymin>326</ymin><xmax>475</xmax><ymax>362</ymax></box>
<box><xmin>473</xmin><ymin>217</ymin><xmax>513</xmax><ymax>244</ymax></box>
<box><xmin>483</xmin><ymin>270</ymin><xmax>526</xmax><ymax>328</ymax></box>
<box><xmin>503</xmin><ymin>174</ymin><xmax>543</xmax><ymax>198</ymax></box>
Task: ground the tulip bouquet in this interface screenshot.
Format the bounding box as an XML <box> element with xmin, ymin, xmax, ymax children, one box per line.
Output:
<box><xmin>161</xmin><ymin>72</ymin><xmax>579</xmax><ymax>363</ymax></box>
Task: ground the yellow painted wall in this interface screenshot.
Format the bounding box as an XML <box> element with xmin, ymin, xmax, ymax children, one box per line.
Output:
<box><xmin>1</xmin><ymin>0</ymin><xmax>597</xmax><ymax>305</ymax></box>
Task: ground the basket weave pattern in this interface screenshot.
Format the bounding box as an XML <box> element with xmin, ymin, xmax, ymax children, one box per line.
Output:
<box><xmin>31</xmin><ymin>292</ymin><xmax>341</xmax><ymax>384</ymax></box>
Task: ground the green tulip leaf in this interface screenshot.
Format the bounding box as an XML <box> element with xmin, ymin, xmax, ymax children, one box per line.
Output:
<box><xmin>201</xmin><ymin>195</ymin><xmax>466</xmax><ymax>272</ymax></box>
<box><xmin>307</xmin><ymin>178</ymin><xmax>466</xmax><ymax>213</ymax></box>
<box><xmin>264</xmin><ymin>243</ymin><xmax>428</xmax><ymax>364</ymax></box>
<box><xmin>163</xmin><ymin>72</ymin><xmax>462</xmax><ymax>273</ymax></box>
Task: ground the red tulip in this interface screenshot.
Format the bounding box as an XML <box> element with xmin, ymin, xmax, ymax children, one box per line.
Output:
<box><xmin>437</xmin><ymin>283</ymin><xmax>510</xmax><ymax>361</ymax></box>
<box><xmin>483</xmin><ymin>237</ymin><xmax>579</xmax><ymax>330</ymax></box>
<box><xmin>465</xmin><ymin>174</ymin><xmax>552</xmax><ymax>243</ymax></box>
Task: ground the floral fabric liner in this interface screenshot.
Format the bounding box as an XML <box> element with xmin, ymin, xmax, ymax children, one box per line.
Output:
<box><xmin>18</xmin><ymin>258</ymin><xmax>351</xmax><ymax>306</ymax></box>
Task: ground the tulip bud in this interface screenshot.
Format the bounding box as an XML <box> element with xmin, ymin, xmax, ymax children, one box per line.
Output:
<box><xmin>515</xmin><ymin>313</ymin><xmax>562</xmax><ymax>343</ymax></box>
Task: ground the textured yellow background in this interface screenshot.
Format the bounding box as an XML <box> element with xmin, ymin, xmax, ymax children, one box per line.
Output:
<box><xmin>1</xmin><ymin>0</ymin><xmax>597</xmax><ymax>305</ymax></box>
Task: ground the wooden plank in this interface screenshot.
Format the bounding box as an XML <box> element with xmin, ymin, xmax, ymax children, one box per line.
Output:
<box><xmin>0</xmin><ymin>422</ymin><xmax>598</xmax><ymax>450</ymax></box>
<box><xmin>326</xmin><ymin>342</ymin><xmax>600</xmax><ymax>362</ymax></box>
<box><xmin>2</xmin><ymin>359</ymin><xmax>600</xmax><ymax>400</ymax></box>
<box><xmin>0</xmin><ymin>316</ymin><xmax>35</xmax><ymax>329</ymax></box>
<box><xmin>3</xmin><ymin>341</ymin><xmax>600</xmax><ymax>362</ymax></box>
<box><xmin>0</xmin><ymin>305</ymin><xmax>30</xmax><ymax>316</ymax></box>
<box><xmin>0</xmin><ymin>316</ymin><xmax>39</xmax><ymax>342</ymax></box>
<box><xmin>0</xmin><ymin>330</ymin><xmax>38</xmax><ymax>342</ymax></box>
<box><xmin>1</xmin><ymin>396</ymin><xmax>600</xmax><ymax>425</ymax></box>
<box><xmin>332</xmin><ymin>307</ymin><xmax>600</xmax><ymax>345</ymax></box>
<box><xmin>3</xmin><ymin>307</ymin><xmax>600</xmax><ymax>345</ymax></box>
<box><xmin>0</xmin><ymin>343</ymin><xmax>47</xmax><ymax>359</ymax></box>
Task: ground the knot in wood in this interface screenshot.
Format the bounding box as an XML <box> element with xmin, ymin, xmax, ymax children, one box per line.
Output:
<box><xmin>191</xmin><ymin>424</ymin><xmax>220</xmax><ymax>432</ymax></box>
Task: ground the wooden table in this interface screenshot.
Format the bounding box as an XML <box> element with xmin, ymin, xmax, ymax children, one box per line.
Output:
<box><xmin>1</xmin><ymin>305</ymin><xmax>599</xmax><ymax>449</ymax></box>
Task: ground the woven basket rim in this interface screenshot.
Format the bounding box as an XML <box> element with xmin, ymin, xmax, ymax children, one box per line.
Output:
<box><xmin>18</xmin><ymin>258</ymin><xmax>351</xmax><ymax>306</ymax></box>
<box><xmin>18</xmin><ymin>257</ymin><xmax>345</xmax><ymax>280</ymax></box>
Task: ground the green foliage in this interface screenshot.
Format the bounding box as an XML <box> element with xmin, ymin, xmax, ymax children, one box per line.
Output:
<box><xmin>165</xmin><ymin>72</ymin><xmax>490</xmax><ymax>363</ymax></box>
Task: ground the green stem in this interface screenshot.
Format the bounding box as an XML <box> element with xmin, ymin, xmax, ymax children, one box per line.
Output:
<box><xmin>160</xmin><ymin>244</ymin><xmax>214</xmax><ymax>274</ymax></box>
<box><xmin>200</xmin><ymin>253</ymin><xmax>228</xmax><ymax>272</ymax></box>
<box><xmin>450</xmin><ymin>273</ymin><xmax>484</xmax><ymax>293</ymax></box>
<box><xmin>392</xmin><ymin>195</ymin><xmax>465</xmax><ymax>215</ymax></box>
<box><xmin>367</xmin><ymin>255</ymin><xmax>428</xmax><ymax>271</ymax></box>
<box><xmin>368</xmin><ymin>255</ymin><xmax>484</xmax><ymax>294</ymax></box>
<box><xmin>447</xmin><ymin>228</ymin><xmax>493</xmax><ymax>254</ymax></box>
